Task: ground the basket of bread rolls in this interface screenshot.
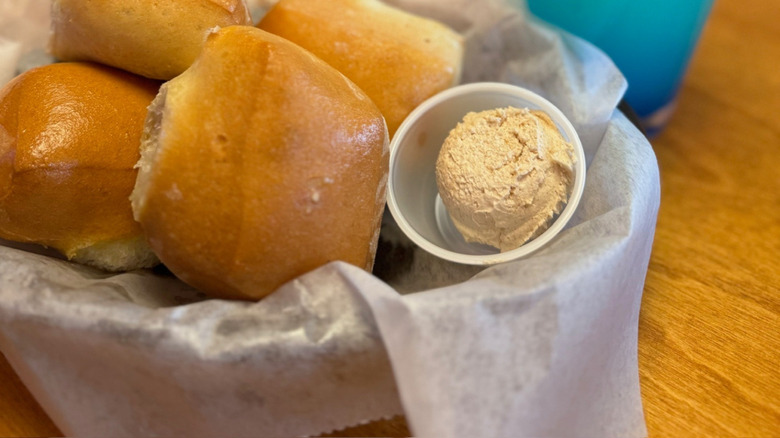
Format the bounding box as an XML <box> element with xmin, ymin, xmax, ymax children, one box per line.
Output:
<box><xmin>0</xmin><ymin>0</ymin><xmax>659</xmax><ymax>437</ymax></box>
<box><xmin>4</xmin><ymin>0</ymin><xmax>463</xmax><ymax>298</ymax></box>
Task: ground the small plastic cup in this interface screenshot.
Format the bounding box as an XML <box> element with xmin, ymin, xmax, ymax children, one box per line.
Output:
<box><xmin>386</xmin><ymin>82</ymin><xmax>586</xmax><ymax>265</ymax></box>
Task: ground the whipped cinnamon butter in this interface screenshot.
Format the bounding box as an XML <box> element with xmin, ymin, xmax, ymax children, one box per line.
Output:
<box><xmin>435</xmin><ymin>106</ymin><xmax>575</xmax><ymax>252</ymax></box>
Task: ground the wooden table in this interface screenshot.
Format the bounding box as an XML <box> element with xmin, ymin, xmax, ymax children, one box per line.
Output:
<box><xmin>1</xmin><ymin>0</ymin><xmax>778</xmax><ymax>435</ymax></box>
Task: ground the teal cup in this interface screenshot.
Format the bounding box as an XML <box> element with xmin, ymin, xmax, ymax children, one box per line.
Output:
<box><xmin>521</xmin><ymin>0</ymin><xmax>715</xmax><ymax>136</ymax></box>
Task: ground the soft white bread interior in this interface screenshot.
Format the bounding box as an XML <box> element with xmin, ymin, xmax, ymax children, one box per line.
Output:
<box><xmin>0</xmin><ymin>62</ymin><xmax>161</xmax><ymax>271</ymax></box>
<box><xmin>258</xmin><ymin>0</ymin><xmax>464</xmax><ymax>137</ymax></box>
<box><xmin>131</xmin><ymin>26</ymin><xmax>389</xmax><ymax>301</ymax></box>
<box><xmin>49</xmin><ymin>0</ymin><xmax>253</xmax><ymax>80</ymax></box>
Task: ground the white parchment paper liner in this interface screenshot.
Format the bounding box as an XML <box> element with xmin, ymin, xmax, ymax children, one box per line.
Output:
<box><xmin>0</xmin><ymin>0</ymin><xmax>659</xmax><ymax>436</ymax></box>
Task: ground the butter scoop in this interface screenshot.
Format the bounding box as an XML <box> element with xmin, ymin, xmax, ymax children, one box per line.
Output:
<box><xmin>435</xmin><ymin>106</ymin><xmax>575</xmax><ymax>252</ymax></box>
<box><xmin>386</xmin><ymin>82</ymin><xmax>585</xmax><ymax>265</ymax></box>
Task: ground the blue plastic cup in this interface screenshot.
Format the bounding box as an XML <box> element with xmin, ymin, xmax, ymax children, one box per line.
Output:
<box><xmin>522</xmin><ymin>0</ymin><xmax>715</xmax><ymax>136</ymax></box>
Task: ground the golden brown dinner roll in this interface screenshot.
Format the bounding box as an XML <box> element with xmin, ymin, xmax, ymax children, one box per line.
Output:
<box><xmin>50</xmin><ymin>0</ymin><xmax>253</xmax><ymax>80</ymax></box>
<box><xmin>131</xmin><ymin>26</ymin><xmax>389</xmax><ymax>301</ymax></box>
<box><xmin>258</xmin><ymin>0</ymin><xmax>464</xmax><ymax>137</ymax></box>
<box><xmin>0</xmin><ymin>62</ymin><xmax>161</xmax><ymax>271</ymax></box>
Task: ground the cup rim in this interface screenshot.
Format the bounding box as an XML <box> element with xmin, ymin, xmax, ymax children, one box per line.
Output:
<box><xmin>387</xmin><ymin>82</ymin><xmax>587</xmax><ymax>266</ymax></box>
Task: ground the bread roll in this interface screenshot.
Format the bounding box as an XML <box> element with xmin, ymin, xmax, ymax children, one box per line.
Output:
<box><xmin>50</xmin><ymin>0</ymin><xmax>253</xmax><ymax>80</ymax></box>
<box><xmin>257</xmin><ymin>0</ymin><xmax>463</xmax><ymax>137</ymax></box>
<box><xmin>0</xmin><ymin>62</ymin><xmax>160</xmax><ymax>271</ymax></box>
<box><xmin>131</xmin><ymin>26</ymin><xmax>389</xmax><ymax>301</ymax></box>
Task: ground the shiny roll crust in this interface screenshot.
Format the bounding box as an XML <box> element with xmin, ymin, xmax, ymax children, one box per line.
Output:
<box><xmin>50</xmin><ymin>0</ymin><xmax>253</xmax><ymax>80</ymax></box>
<box><xmin>0</xmin><ymin>62</ymin><xmax>161</xmax><ymax>271</ymax></box>
<box><xmin>258</xmin><ymin>0</ymin><xmax>464</xmax><ymax>137</ymax></box>
<box><xmin>131</xmin><ymin>26</ymin><xmax>389</xmax><ymax>301</ymax></box>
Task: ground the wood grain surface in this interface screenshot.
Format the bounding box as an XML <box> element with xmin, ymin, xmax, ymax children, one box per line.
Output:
<box><xmin>0</xmin><ymin>0</ymin><xmax>777</xmax><ymax>436</ymax></box>
<box><xmin>636</xmin><ymin>0</ymin><xmax>780</xmax><ymax>435</ymax></box>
